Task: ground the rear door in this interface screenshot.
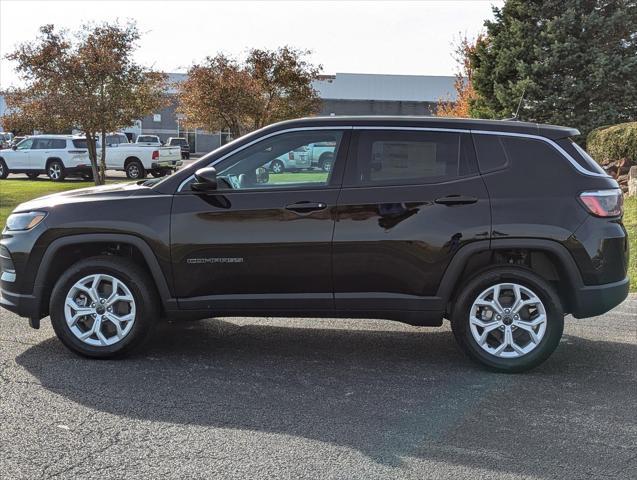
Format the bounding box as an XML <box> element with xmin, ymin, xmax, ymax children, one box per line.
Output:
<box><xmin>333</xmin><ymin>128</ymin><xmax>490</xmax><ymax>313</ymax></box>
<box><xmin>171</xmin><ymin>128</ymin><xmax>350</xmax><ymax>313</ymax></box>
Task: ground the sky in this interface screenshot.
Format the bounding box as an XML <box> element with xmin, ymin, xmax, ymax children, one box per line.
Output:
<box><xmin>0</xmin><ymin>0</ymin><xmax>503</xmax><ymax>88</ymax></box>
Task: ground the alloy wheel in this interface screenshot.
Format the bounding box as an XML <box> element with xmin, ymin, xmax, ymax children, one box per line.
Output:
<box><xmin>128</xmin><ymin>165</ymin><xmax>140</xmax><ymax>178</ymax></box>
<box><xmin>469</xmin><ymin>282</ymin><xmax>547</xmax><ymax>358</ymax></box>
<box><xmin>49</xmin><ymin>163</ymin><xmax>61</xmax><ymax>180</ymax></box>
<box><xmin>64</xmin><ymin>274</ymin><xmax>136</xmax><ymax>346</ymax></box>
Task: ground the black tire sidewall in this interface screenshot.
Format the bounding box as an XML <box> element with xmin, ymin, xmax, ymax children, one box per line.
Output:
<box><xmin>451</xmin><ymin>267</ymin><xmax>564</xmax><ymax>373</ymax></box>
<box><xmin>126</xmin><ymin>161</ymin><xmax>144</xmax><ymax>179</ymax></box>
<box><xmin>50</xmin><ymin>257</ymin><xmax>158</xmax><ymax>358</ymax></box>
<box><xmin>0</xmin><ymin>159</ymin><xmax>9</xmax><ymax>179</ymax></box>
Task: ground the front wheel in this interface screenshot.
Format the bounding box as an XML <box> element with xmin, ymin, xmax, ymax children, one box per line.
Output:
<box><xmin>47</xmin><ymin>160</ymin><xmax>66</xmax><ymax>181</ymax></box>
<box><xmin>49</xmin><ymin>256</ymin><xmax>159</xmax><ymax>358</ymax></box>
<box><xmin>451</xmin><ymin>267</ymin><xmax>564</xmax><ymax>373</ymax></box>
<box><xmin>125</xmin><ymin>160</ymin><xmax>145</xmax><ymax>180</ymax></box>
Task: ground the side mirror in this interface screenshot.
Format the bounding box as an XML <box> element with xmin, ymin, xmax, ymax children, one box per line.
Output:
<box><xmin>192</xmin><ymin>167</ymin><xmax>218</xmax><ymax>192</ymax></box>
<box><xmin>11</xmin><ymin>145</ymin><xmax>17</xmax><ymax>150</ymax></box>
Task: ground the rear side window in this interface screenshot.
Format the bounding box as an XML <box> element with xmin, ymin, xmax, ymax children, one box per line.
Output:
<box><xmin>72</xmin><ymin>139</ymin><xmax>88</xmax><ymax>148</ymax></box>
<box><xmin>350</xmin><ymin>131</ymin><xmax>477</xmax><ymax>186</ymax></box>
<box><xmin>557</xmin><ymin>138</ymin><xmax>607</xmax><ymax>175</ymax></box>
<box><xmin>472</xmin><ymin>134</ymin><xmax>510</xmax><ymax>172</ymax></box>
<box><xmin>49</xmin><ymin>139</ymin><xmax>66</xmax><ymax>149</ymax></box>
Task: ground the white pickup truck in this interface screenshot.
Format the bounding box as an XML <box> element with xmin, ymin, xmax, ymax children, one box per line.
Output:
<box><xmin>97</xmin><ymin>133</ymin><xmax>183</xmax><ymax>179</ymax></box>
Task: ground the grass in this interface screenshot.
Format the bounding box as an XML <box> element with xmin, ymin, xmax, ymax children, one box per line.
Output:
<box><xmin>624</xmin><ymin>197</ymin><xmax>636</xmax><ymax>292</ymax></box>
<box><xmin>0</xmin><ymin>178</ymin><xmax>98</xmax><ymax>227</ymax></box>
<box><xmin>1</xmin><ymin>177</ymin><xmax>635</xmax><ymax>292</ymax></box>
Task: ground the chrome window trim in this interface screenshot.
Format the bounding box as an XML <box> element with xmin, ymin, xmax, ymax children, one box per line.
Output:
<box><xmin>177</xmin><ymin>124</ymin><xmax>609</xmax><ymax>191</ymax></box>
<box><xmin>471</xmin><ymin>129</ymin><xmax>610</xmax><ymax>178</ymax></box>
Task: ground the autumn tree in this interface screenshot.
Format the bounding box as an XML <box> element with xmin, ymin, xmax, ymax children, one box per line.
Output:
<box><xmin>4</xmin><ymin>23</ymin><xmax>167</xmax><ymax>184</ymax></box>
<box><xmin>177</xmin><ymin>47</ymin><xmax>322</xmax><ymax>138</ymax></box>
<box><xmin>437</xmin><ymin>34</ymin><xmax>483</xmax><ymax>118</ymax></box>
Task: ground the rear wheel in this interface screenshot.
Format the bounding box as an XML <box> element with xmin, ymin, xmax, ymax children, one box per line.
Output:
<box><xmin>270</xmin><ymin>160</ymin><xmax>285</xmax><ymax>174</ymax></box>
<box><xmin>0</xmin><ymin>159</ymin><xmax>8</xmax><ymax>179</ymax></box>
<box><xmin>49</xmin><ymin>256</ymin><xmax>158</xmax><ymax>358</ymax></box>
<box><xmin>451</xmin><ymin>267</ymin><xmax>564</xmax><ymax>373</ymax></box>
<box><xmin>47</xmin><ymin>160</ymin><xmax>66</xmax><ymax>181</ymax></box>
<box><xmin>125</xmin><ymin>160</ymin><xmax>145</xmax><ymax>180</ymax></box>
<box><xmin>319</xmin><ymin>153</ymin><xmax>334</xmax><ymax>172</ymax></box>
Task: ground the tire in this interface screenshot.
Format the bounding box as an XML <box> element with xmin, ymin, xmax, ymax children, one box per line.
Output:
<box><xmin>49</xmin><ymin>256</ymin><xmax>159</xmax><ymax>359</ymax></box>
<box><xmin>0</xmin><ymin>159</ymin><xmax>8</xmax><ymax>179</ymax></box>
<box><xmin>450</xmin><ymin>266</ymin><xmax>564</xmax><ymax>373</ymax></box>
<box><xmin>26</xmin><ymin>172</ymin><xmax>39</xmax><ymax>179</ymax></box>
<box><xmin>319</xmin><ymin>153</ymin><xmax>334</xmax><ymax>172</ymax></box>
<box><xmin>47</xmin><ymin>160</ymin><xmax>66</xmax><ymax>181</ymax></box>
<box><xmin>125</xmin><ymin>160</ymin><xmax>145</xmax><ymax>180</ymax></box>
<box><xmin>150</xmin><ymin>169</ymin><xmax>167</xmax><ymax>178</ymax></box>
<box><xmin>270</xmin><ymin>160</ymin><xmax>285</xmax><ymax>174</ymax></box>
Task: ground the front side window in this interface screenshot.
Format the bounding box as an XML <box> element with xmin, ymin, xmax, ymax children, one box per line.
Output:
<box><xmin>351</xmin><ymin>130</ymin><xmax>477</xmax><ymax>186</ymax></box>
<box><xmin>202</xmin><ymin>130</ymin><xmax>344</xmax><ymax>191</ymax></box>
<box><xmin>16</xmin><ymin>138</ymin><xmax>34</xmax><ymax>150</ymax></box>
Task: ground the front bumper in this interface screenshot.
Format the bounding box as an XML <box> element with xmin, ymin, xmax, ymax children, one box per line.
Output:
<box><xmin>571</xmin><ymin>276</ymin><xmax>630</xmax><ymax>318</ymax></box>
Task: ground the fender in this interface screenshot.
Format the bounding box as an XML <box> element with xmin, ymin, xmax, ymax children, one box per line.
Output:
<box><xmin>436</xmin><ymin>238</ymin><xmax>585</xmax><ymax>302</ymax></box>
<box><xmin>32</xmin><ymin>233</ymin><xmax>176</xmax><ymax>315</ymax></box>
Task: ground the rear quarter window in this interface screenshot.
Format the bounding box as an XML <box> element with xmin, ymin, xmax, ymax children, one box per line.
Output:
<box><xmin>556</xmin><ymin>139</ymin><xmax>607</xmax><ymax>175</ymax></box>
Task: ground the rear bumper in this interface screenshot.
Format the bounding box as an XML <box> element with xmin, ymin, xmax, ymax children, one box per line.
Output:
<box><xmin>151</xmin><ymin>160</ymin><xmax>183</xmax><ymax>169</ymax></box>
<box><xmin>571</xmin><ymin>276</ymin><xmax>630</xmax><ymax>318</ymax></box>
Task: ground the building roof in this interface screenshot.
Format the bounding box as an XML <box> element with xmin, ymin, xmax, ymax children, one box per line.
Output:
<box><xmin>312</xmin><ymin>73</ymin><xmax>457</xmax><ymax>103</ymax></box>
<box><xmin>166</xmin><ymin>71</ymin><xmax>457</xmax><ymax>102</ymax></box>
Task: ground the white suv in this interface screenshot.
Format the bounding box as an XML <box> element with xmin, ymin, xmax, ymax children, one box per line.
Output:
<box><xmin>0</xmin><ymin>135</ymin><xmax>93</xmax><ymax>181</ymax></box>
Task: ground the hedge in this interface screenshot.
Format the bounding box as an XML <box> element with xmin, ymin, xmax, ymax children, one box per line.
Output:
<box><xmin>587</xmin><ymin>122</ymin><xmax>637</xmax><ymax>168</ymax></box>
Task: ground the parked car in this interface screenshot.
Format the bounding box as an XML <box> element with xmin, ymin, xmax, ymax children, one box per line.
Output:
<box><xmin>135</xmin><ymin>135</ymin><xmax>162</xmax><ymax>146</ymax></box>
<box><xmin>0</xmin><ymin>132</ymin><xmax>14</xmax><ymax>149</ymax></box>
<box><xmin>0</xmin><ymin>135</ymin><xmax>93</xmax><ymax>181</ymax></box>
<box><xmin>267</xmin><ymin>142</ymin><xmax>336</xmax><ymax>173</ymax></box>
<box><xmin>10</xmin><ymin>136</ymin><xmax>27</xmax><ymax>148</ymax></box>
<box><xmin>166</xmin><ymin>137</ymin><xmax>191</xmax><ymax>159</ymax></box>
<box><xmin>97</xmin><ymin>133</ymin><xmax>183</xmax><ymax>179</ymax></box>
<box><xmin>0</xmin><ymin>117</ymin><xmax>629</xmax><ymax>372</ymax></box>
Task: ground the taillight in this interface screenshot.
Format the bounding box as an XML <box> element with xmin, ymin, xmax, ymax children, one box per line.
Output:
<box><xmin>579</xmin><ymin>189</ymin><xmax>623</xmax><ymax>217</ymax></box>
<box><xmin>152</xmin><ymin>150</ymin><xmax>159</xmax><ymax>160</ymax></box>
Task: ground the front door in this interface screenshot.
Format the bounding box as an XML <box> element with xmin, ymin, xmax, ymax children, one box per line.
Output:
<box><xmin>333</xmin><ymin>129</ymin><xmax>490</xmax><ymax>313</ymax></box>
<box><xmin>171</xmin><ymin>128</ymin><xmax>349</xmax><ymax>313</ymax></box>
<box><xmin>11</xmin><ymin>138</ymin><xmax>33</xmax><ymax>169</ymax></box>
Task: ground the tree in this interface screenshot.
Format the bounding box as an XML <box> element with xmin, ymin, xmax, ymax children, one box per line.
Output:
<box><xmin>437</xmin><ymin>34</ymin><xmax>483</xmax><ymax>118</ymax></box>
<box><xmin>177</xmin><ymin>47</ymin><xmax>322</xmax><ymax>138</ymax></box>
<box><xmin>469</xmin><ymin>0</ymin><xmax>637</xmax><ymax>139</ymax></box>
<box><xmin>4</xmin><ymin>23</ymin><xmax>167</xmax><ymax>184</ymax></box>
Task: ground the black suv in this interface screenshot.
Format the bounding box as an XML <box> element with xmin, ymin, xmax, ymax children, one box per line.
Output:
<box><xmin>0</xmin><ymin>117</ymin><xmax>629</xmax><ymax>372</ymax></box>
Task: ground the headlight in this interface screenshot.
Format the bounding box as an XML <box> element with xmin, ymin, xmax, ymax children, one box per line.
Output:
<box><xmin>5</xmin><ymin>212</ymin><xmax>47</xmax><ymax>231</ymax></box>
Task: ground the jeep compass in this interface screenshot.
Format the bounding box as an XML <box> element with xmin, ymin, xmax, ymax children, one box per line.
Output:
<box><xmin>0</xmin><ymin>117</ymin><xmax>630</xmax><ymax>372</ymax></box>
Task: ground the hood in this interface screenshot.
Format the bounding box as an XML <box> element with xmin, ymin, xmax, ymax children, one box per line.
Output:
<box><xmin>14</xmin><ymin>182</ymin><xmax>153</xmax><ymax>212</ymax></box>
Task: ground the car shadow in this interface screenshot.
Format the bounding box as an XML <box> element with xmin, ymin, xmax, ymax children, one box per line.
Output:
<box><xmin>16</xmin><ymin>319</ymin><xmax>637</xmax><ymax>477</ymax></box>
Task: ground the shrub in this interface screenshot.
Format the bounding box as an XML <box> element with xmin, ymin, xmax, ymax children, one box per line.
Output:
<box><xmin>587</xmin><ymin>122</ymin><xmax>637</xmax><ymax>168</ymax></box>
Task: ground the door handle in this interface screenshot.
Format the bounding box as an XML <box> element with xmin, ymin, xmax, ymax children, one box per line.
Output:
<box><xmin>285</xmin><ymin>201</ymin><xmax>328</xmax><ymax>214</ymax></box>
<box><xmin>435</xmin><ymin>195</ymin><xmax>479</xmax><ymax>206</ymax></box>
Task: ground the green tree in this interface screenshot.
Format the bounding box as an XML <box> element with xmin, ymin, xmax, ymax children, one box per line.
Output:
<box><xmin>4</xmin><ymin>23</ymin><xmax>167</xmax><ymax>184</ymax></box>
<box><xmin>469</xmin><ymin>0</ymin><xmax>637</xmax><ymax>139</ymax></box>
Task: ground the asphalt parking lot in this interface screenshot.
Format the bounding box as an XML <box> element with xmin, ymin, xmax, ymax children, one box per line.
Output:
<box><xmin>0</xmin><ymin>296</ymin><xmax>635</xmax><ymax>479</ymax></box>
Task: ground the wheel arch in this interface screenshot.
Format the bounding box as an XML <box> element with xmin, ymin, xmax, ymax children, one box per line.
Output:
<box><xmin>32</xmin><ymin>233</ymin><xmax>174</xmax><ymax>319</ymax></box>
<box><xmin>45</xmin><ymin>157</ymin><xmax>64</xmax><ymax>168</ymax></box>
<box><xmin>124</xmin><ymin>156</ymin><xmax>142</xmax><ymax>166</ymax></box>
<box><xmin>437</xmin><ymin>239</ymin><xmax>583</xmax><ymax>315</ymax></box>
